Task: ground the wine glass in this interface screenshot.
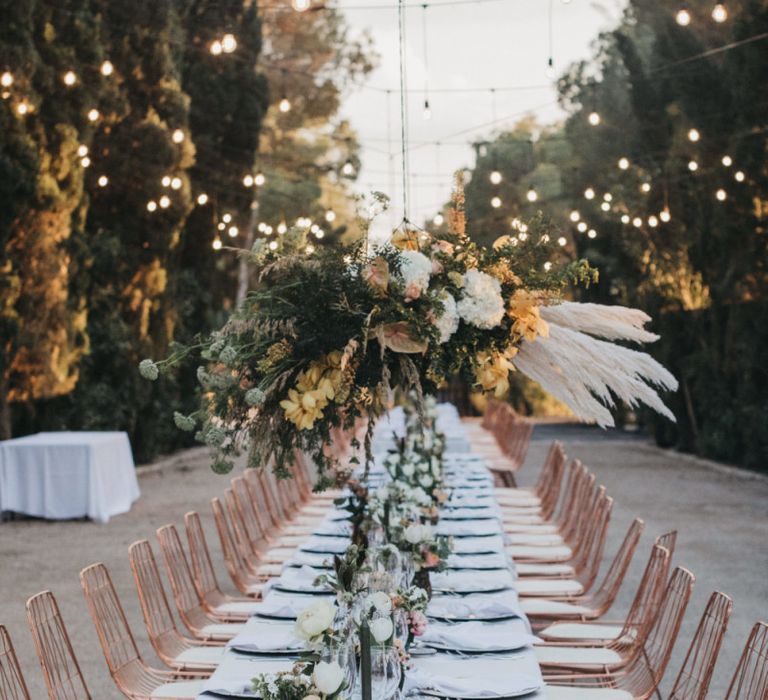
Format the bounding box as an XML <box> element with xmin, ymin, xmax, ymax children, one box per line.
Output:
<box><xmin>321</xmin><ymin>636</ymin><xmax>358</xmax><ymax>696</ymax></box>
<box><xmin>370</xmin><ymin>646</ymin><xmax>402</xmax><ymax>700</ymax></box>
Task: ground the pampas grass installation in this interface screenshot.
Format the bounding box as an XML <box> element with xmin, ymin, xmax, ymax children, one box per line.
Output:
<box><xmin>514</xmin><ymin>303</ymin><xmax>678</xmax><ymax>427</ymax></box>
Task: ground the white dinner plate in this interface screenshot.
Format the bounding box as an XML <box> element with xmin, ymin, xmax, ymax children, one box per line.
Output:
<box><xmin>420</xmin><ymin>687</ymin><xmax>542</xmax><ymax>699</ymax></box>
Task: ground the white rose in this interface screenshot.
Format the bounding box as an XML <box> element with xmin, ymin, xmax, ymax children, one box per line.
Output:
<box><xmin>401</xmin><ymin>461</ymin><xmax>415</xmax><ymax>477</ymax></box>
<box><xmin>457</xmin><ymin>269</ymin><xmax>505</xmax><ymax>329</ymax></box>
<box><xmin>404</xmin><ymin>523</ymin><xmax>424</xmax><ymax>544</ymax></box>
<box><xmin>294</xmin><ymin>599</ymin><xmax>335</xmax><ymax>640</ymax></box>
<box><xmin>370</xmin><ymin>617</ymin><xmax>394</xmax><ymax>644</ymax></box>
<box><xmin>417</xmin><ymin>459</ymin><xmax>430</xmax><ymax>473</ymax></box>
<box><xmin>312</xmin><ymin>661</ymin><xmax>345</xmax><ymax>695</ymax></box>
<box><xmin>368</xmin><ymin>591</ymin><xmax>393</xmax><ymax>614</ymax></box>
<box><xmin>419</xmin><ymin>474</ymin><xmax>434</xmax><ymax>489</ymax></box>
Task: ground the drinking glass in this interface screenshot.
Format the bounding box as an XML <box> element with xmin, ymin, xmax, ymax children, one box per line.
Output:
<box><xmin>321</xmin><ymin>637</ymin><xmax>358</xmax><ymax>697</ymax></box>
<box><xmin>370</xmin><ymin>646</ymin><xmax>402</xmax><ymax>700</ymax></box>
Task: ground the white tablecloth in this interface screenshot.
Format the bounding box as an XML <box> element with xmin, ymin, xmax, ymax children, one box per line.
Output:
<box><xmin>0</xmin><ymin>432</ymin><xmax>140</xmax><ymax>523</ymax></box>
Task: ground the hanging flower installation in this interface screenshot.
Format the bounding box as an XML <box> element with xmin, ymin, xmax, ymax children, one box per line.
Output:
<box><xmin>140</xmin><ymin>193</ymin><xmax>676</xmax><ymax>486</ymax></box>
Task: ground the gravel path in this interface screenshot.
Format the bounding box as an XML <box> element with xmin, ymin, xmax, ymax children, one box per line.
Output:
<box><xmin>0</xmin><ymin>429</ymin><xmax>765</xmax><ymax>698</ymax></box>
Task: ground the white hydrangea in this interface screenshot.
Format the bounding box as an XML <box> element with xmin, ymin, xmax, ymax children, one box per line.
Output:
<box><xmin>457</xmin><ymin>268</ymin><xmax>506</xmax><ymax>329</ymax></box>
<box><xmin>398</xmin><ymin>250</ymin><xmax>433</xmax><ymax>296</ymax></box>
<box><xmin>434</xmin><ymin>291</ymin><xmax>460</xmax><ymax>343</ymax></box>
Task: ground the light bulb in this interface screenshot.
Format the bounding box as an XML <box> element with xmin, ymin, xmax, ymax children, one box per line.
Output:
<box><xmin>711</xmin><ymin>3</ymin><xmax>727</xmax><ymax>22</ymax></box>
<box><xmin>618</xmin><ymin>157</ymin><xmax>630</xmax><ymax>170</ymax></box>
<box><xmin>210</xmin><ymin>40</ymin><xmax>223</xmax><ymax>55</ymax></box>
<box><xmin>603</xmin><ymin>192</ymin><xmax>613</xmax><ymax>202</ymax></box>
<box><xmin>147</xmin><ymin>200</ymin><xmax>158</xmax><ymax>212</ymax></box>
<box><xmin>292</xmin><ymin>0</ymin><xmax>311</xmax><ymax>10</ymax></box>
<box><xmin>489</xmin><ymin>170</ymin><xmax>502</xmax><ymax>185</ymax></box>
<box><xmin>277</xmin><ymin>222</ymin><xmax>288</xmax><ymax>234</ymax></box>
<box><xmin>721</xmin><ymin>155</ymin><xmax>732</xmax><ymax>167</ymax></box>
<box><xmin>87</xmin><ymin>108</ymin><xmax>100</xmax><ymax>122</ymax></box>
<box><xmin>734</xmin><ymin>170</ymin><xmax>745</xmax><ymax>182</ymax></box>
<box><xmin>212</xmin><ymin>237</ymin><xmax>223</xmax><ymax>250</ymax></box>
<box><xmin>543</xmin><ymin>261</ymin><xmax>552</xmax><ymax>271</ymax></box>
<box><xmin>584</xmin><ymin>187</ymin><xmax>595</xmax><ymax>200</ymax></box>
<box><xmin>258</xmin><ymin>222</ymin><xmax>267</xmax><ymax>233</ymax></box>
<box><xmin>577</xmin><ymin>221</ymin><xmax>587</xmax><ymax>232</ymax></box>
<box><xmin>325</xmin><ymin>209</ymin><xmax>336</xmax><ymax>223</ymax></box>
<box><xmin>170</xmin><ymin>177</ymin><xmax>182</xmax><ymax>190</ymax></box>
<box><xmin>601</xmin><ymin>202</ymin><xmax>611</xmax><ymax>212</ymax></box>
<box><xmin>159</xmin><ymin>195</ymin><xmax>171</xmax><ymax>209</ymax></box>
<box><xmin>268</xmin><ymin>240</ymin><xmax>278</xmax><ymax>251</ymax></box>
<box><xmin>545</xmin><ymin>56</ymin><xmax>555</xmax><ymax>78</ymax></box>
<box><xmin>305</xmin><ymin>244</ymin><xmax>316</xmax><ymax>254</ymax></box>
<box><xmin>660</xmin><ymin>208</ymin><xmax>671</xmax><ymax>222</ymax></box>
<box><xmin>490</xmin><ymin>196</ymin><xmax>502</xmax><ymax>208</ymax></box>
<box><xmin>217</xmin><ymin>223</ymin><xmax>226</xmax><ymax>231</ymax></box>
<box><xmin>587</xmin><ymin>229</ymin><xmax>597</xmax><ymax>239</ymax></box>
<box><xmin>315</xmin><ymin>229</ymin><xmax>325</xmax><ymax>239</ymax></box>
<box><xmin>221</xmin><ymin>34</ymin><xmax>237</xmax><ymax>53</ymax></box>
<box><xmin>621</xmin><ymin>214</ymin><xmax>630</xmax><ymax>224</ymax></box>
<box><xmin>588</xmin><ymin>111</ymin><xmax>601</xmax><ymax>126</ymax></box>
<box><xmin>676</xmin><ymin>7</ymin><xmax>691</xmax><ymax>25</ymax></box>
<box><xmin>423</xmin><ymin>99</ymin><xmax>431</xmax><ymax>120</ymax></box>
<box><xmin>100</xmin><ymin>60</ymin><xmax>114</xmax><ymax>77</ymax></box>
<box><xmin>279</xmin><ymin>96</ymin><xmax>291</xmax><ymax>113</ymax></box>
<box><xmin>716</xmin><ymin>188</ymin><xmax>727</xmax><ymax>201</ymax></box>
<box><xmin>1</xmin><ymin>71</ymin><xmax>13</xmax><ymax>87</ymax></box>
<box><xmin>80</xmin><ymin>156</ymin><xmax>91</xmax><ymax>167</ymax></box>
<box><xmin>265</xmin><ymin>225</ymin><xmax>274</xmax><ymax>235</ymax></box>
<box><xmin>558</xmin><ymin>236</ymin><xmax>567</xmax><ymax>246</ymax></box>
<box><xmin>632</xmin><ymin>217</ymin><xmax>642</xmax><ymax>227</ymax></box>
<box><xmin>640</xmin><ymin>183</ymin><xmax>651</xmax><ymax>193</ymax></box>
<box><xmin>78</xmin><ymin>145</ymin><xmax>88</xmax><ymax>157</ymax></box>
<box><xmin>222</xmin><ymin>213</ymin><xmax>232</xmax><ymax>224</ymax></box>
<box><xmin>688</xmin><ymin>128</ymin><xmax>700</xmax><ymax>142</ymax></box>
<box><xmin>197</xmin><ymin>193</ymin><xmax>208</xmax><ymax>205</ymax></box>
<box><xmin>161</xmin><ymin>175</ymin><xmax>171</xmax><ymax>187</ymax></box>
<box><xmin>432</xmin><ymin>213</ymin><xmax>444</xmax><ymax>226</ymax></box>
<box><xmin>172</xmin><ymin>128</ymin><xmax>184</xmax><ymax>143</ymax></box>
<box><xmin>648</xmin><ymin>215</ymin><xmax>659</xmax><ymax>227</ymax></box>
<box><xmin>254</xmin><ymin>171</ymin><xmax>266</xmax><ymax>187</ymax></box>
<box><xmin>526</xmin><ymin>186</ymin><xmax>538</xmax><ymax>202</ymax></box>
<box><xmin>228</xmin><ymin>226</ymin><xmax>239</xmax><ymax>238</ymax></box>
<box><xmin>342</xmin><ymin>160</ymin><xmax>355</xmax><ymax>176</ymax></box>
<box><xmin>569</xmin><ymin>210</ymin><xmax>580</xmax><ymax>222</ymax></box>
<box><xmin>63</xmin><ymin>70</ymin><xmax>77</xmax><ymax>86</ymax></box>
<box><xmin>243</xmin><ymin>174</ymin><xmax>254</xmax><ymax>187</ymax></box>
<box><xmin>97</xmin><ymin>175</ymin><xmax>108</xmax><ymax>187</ymax></box>
<box><xmin>688</xmin><ymin>160</ymin><xmax>699</xmax><ymax>172</ymax></box>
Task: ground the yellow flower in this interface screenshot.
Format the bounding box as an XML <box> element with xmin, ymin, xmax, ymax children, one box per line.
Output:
<box><xmin>508</xmin><ymin>290</ymin><xmax>549</xmax><ymax>342</ymax></box>
<box><xmin>296</xmin><ymin>363</ymin><xmax>324</xmax><ymax>393</ymax></box>
<box><xmin>280</xmin><ymin>389</ymin><xmax>327</xmax><ymax>430</ymax></box>
<box><xmin>474</xmin><ymin>351</ymin><xmax>515</xmax><ymax>397</ymax></box>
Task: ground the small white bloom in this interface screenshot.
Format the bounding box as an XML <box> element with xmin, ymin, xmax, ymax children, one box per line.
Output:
<box><xmin>312</xmin><ymin>661</ymin><xmax>345</xmax><ymax>695</ymax></box>
<box><xmin>139</xmin><ymin>359</ymin><xmax>159</xmax><ymax>380</ymax></box>
<box><xmin>457</xmin><ymin>268</ymin><xmax>505</xmax><ymax>329</ymax></box>
<box><xmin>368</xmin><ymin>591</ymin><xmax>393</xmax><ymax>614</ymax></box>
<box><xmin>434</xmin><ymin>291</ymin><xmax>460</xmax><ymax>343</ymax></box>
<box><xmin>401</xmin><ymin>461</ymin><xmax>415</xmax><ymax>477</ymax></box>
<box><xmin>294</xmin><ymin>599</ymin><xmax>335</xmax><ymax>640</ymax></box>
<box><xmin>370</xmin><ymin>617</ymin><xmax>394</xmax><ymax>644</ymax></box>
<box><xmin>397</xmin><ymin>250</ymin><xmax>433</xmax><ymax>295</ymax></box>
<box><xmin>405</xmin><ymin>523</ymin><xmax>431</xmax><ymax>544</ymax></box>
<box><xmin>245</xmin><ymin>387</ymin><xmax>265</xmax><ymax>406</ymax></box>
<box><xmin>418</xmin><ymin>473</ymin><xmax>434</xmax><ymax>489</ymax></box>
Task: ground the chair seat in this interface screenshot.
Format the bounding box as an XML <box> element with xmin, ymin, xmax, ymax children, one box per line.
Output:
<box><xmin>151</xmin><ymin>679</ymin><xmax>206</xmax><ymax>698</ymax></box>
<box><xmin>539</xmin><ymin>622</ymin><xmax>624</xmax><ymax>642</ymax></box>
<box><xmin>516</xmin><ymin>562</ymin><xmax>575</xmax><ymax>577</ymax></box>
<box><xmin>507</xmin><ymin>533</ymin><xmax>564</xmax><ymax>546</ymax></box>
<box><xmin>215</xmin><ymin>600</ymin><xmax>262</xmax><ymax>615</ymax></box>
<box><xmin>515</xmin><ymin>578</ymin><xmax>584</xmax><ymax>597</ymax></box>
<box><xmin>535</xmin><ymin>645</ymin><xmax>623</xmax><ymax>667</ymax></box>
<box><xmin>200</xmin><ymin>622</ymin><xmax>245</xmax><ymax>640</ymax></box>
<box><xmin>520</xmin><ymin>598</ymin><xmax>592</xmax><ymax>617</ymax></box>
<box><xmin>543</xmin><ymin>685</ymin><xmax>632</xmax><ymax>700</ymax></box>
<box><xmin>175</xmin><ymin>645</ymin><xmax>227</xmax><ymax>668</ymax></box>
<box><xmin>503</xmin><ymin>514</ymin><xmax>546</xmax><ymax>525</ymax></box>
<box><xmin>264</xmin><ymin>547</ymin><xmax>297</xmax><ymax>562</ymax></box>
<box><xmin>498</xmin><ymin>502</ymin><xmax>541</xmax><ymax>513</ymax></box>
<box><xmin>504</xmin><ymin>523</ymin><xmax>559</xmax><ymax>534</ymax></box>
<box><xmin>508</xmin><ymin>544</ymin><xmax>573</xmax><ymax>561</ymax></box>
<box><xmin>280</xmin><ymin>526</ymin><xmax>317</xmax><ymax>537</ymax></box>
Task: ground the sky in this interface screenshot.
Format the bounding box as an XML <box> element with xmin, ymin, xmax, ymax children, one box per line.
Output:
<box><xmin>337</xmin><ymin>0</ymin><xmax>627</xmax><ymax>240</ymax></box>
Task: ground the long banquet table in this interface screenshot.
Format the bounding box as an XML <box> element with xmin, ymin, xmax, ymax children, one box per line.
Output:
<box><xmin>198</xmin><ymin>405</ymin><xmax>547</xmax><ymax>699</ymax></box>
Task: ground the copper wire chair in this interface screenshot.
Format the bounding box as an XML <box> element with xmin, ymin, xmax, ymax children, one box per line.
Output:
<box><xmin>500</xmin><ymin>442</ymin><xmax>567</xmax><ymax>517</ymax></box>
<box><xmin>544</xmin><ymin>567</ymin><xmax>695</xmax><ymax>699</ymax></box>
<box><xmin>128</xmin><ymin>540</ymin><xmax>224</xmax><ymax>673</ymax></box>
<box><xmin>25</xmin><ymin>590</ymin><xmax>91</xmax><ymax>700</ymax></box>
<box><xmin>0</xmin><ymin>625</ymin><xmax>31</xmax><ymax>700</ymax></box>
<box><xmin>79</xmin><ymin>563</ymin><xmax>205</xmax><ymax>700</ymax></box>
<box><xmin>155</xmin><ymin>525</ymin><xmax>246</xmax><ymax>637</ymax></box>
<box><xmin>668</xmin><ymin>591</ymin><xmax>733</xmax><ymax>699</ymax></box>
<box><xmin>185</xmin><ymin>511</ymin><xmax>268</xmax><ymax>608</ymax></box>
<box><xmin>725</xmin><ymin>621</ymin><xmax>768</xmax><ymax>699</ymax></box>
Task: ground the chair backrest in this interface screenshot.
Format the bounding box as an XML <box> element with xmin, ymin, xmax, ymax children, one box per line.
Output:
<box><xmin>26</xmin><ymin>591</ymin><xmax>91</xmax><ymax>700</ymax></box>
<box><xmin>185</xmin><ymin>511</ymin><xmax>227</xmax><ymax>607</ymax></box>
<box><xmin>622</xmin><ymin>567</ymin><xmax>695</xmax><ymax>699</ymax></box>
<box><xmin>79</xmin><ymin>564</ymin><xmax>142</xmax><ymax>680</ymax></box>
<box><xmin>223</xmin><ymin>487</ymin><xmax>264</xmax><ymax>564</ymax></box>
<box><xmin>211</xmin><ymin>496</ymin><xmax>253</xmax><ymax>595</ymax></box>
<box><xmin>725</xmin><ymin>621</ymin><xmax>768</xmax><ymax>700</ymax></box>
<box><xmin>668</xmin><ymin>591</ymin><xmax>733</xmax><ymax>700</ymax></box>
<box><xmin>656</xmin><ymin>530</ymin><xmax>678</xmax><ymax>562</ymax></box>
<box><xmin>565</xmin><ymin>470</ymin><xmax>599</xmax><ymax>546</ymax></box>
<box><xmin>128</xmin><ymin>540</ymin><xmax>191</xmax><ymax>666</ymax></box>
<box><xmin>557</xmin><ymin>461</ymin><xmax>590</xmax><ymax>534</ymax></box>
<box><xmin>155</xmin><ymin>524</ymin><xmax>211</xmax><ymax>634</ymax></box>
<box><xmin>537</xmin><ymin>442</ymin><xmax>567</xmax><ymax>518</ymax></box>
<box><xmin>587</xmin><ymin>517</ymin><xmax>644</xmax><ymax>608</ymax></box>
<box><xmin>0</xmin><ymin>625</ymin><xmax>31</xmax><ymax>700</ymax></box>
<box><xmin>618</xmin><ymin>544</ymin><xmax>673</xmax><ymax>647</ymax></box>
<box><xmin>231</xmin><ymin>476</ymin><xmax>271</xmax><ymax>552</ymax></box>
<box><xmin>571</xmin><ymin>489</ymin><xmax>614</xmax><ymax>590</ymax></box>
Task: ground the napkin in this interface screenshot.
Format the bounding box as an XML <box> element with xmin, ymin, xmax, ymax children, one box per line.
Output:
<box><xmin>254</xmin><ymin>590</ymin><xmax>334</xmax><ymax>619</ymax></box>
<box><xmin>312</xmin><ymin>521</ymin><xmax>352</xmax><ymax>537</ymax></box>
<box><xmin>270</xmin><ymin>565</ymin><xmax>331</xmax><ymax>593</ymax></box>
<box><xmin>405</xmin><ymin>656</ymin><xmax>543</xmax><ymax>698</ymax></box>
<box><xmin>452</xmin><ymin>535</ymin><xmax>506</xmax><ymax>554</ymax></box>
<box><xmin>441</xmin><ymin>507</ymin><xmax>500</xmax><ymax>521</ymax></box>
<box><xmin>202</xmin><ymin>654</ymin><xmax>293</xmax><ymax>696</ymax></box>
<box><xmin>427</xmin><ymin>589</ymin><xmax>524</xmax><ymax>621</ymax></box>
<box><xmin>421</xmin><ymin>619</ymin><xmax>537</xmax><ymax>652</ymax></box>
<box><xmin>227</xmin><ymin>619</ymin><xmax>304</xmax><ymax>653</ymax></box>
<box><xmin>437</xmin><ymin>519</ymin><xmax>502</xmax><ymax>538</ymax></box>
<box><xmin>431</xmin><ymin>569</ymin><xmax>513</xmax><ymax>594</ymax></box>
<box><xmin>299</xmin><ymin>536</ymin><xmax>350</xmax><ymax>554</ymax></box>
<box><xmin>447</xmin><ymin>553</ymin><xmax>509</xmax><ymax>570</ymax></box>
<box><xmin>287</xmin><ymin>550</ymin><xmax>334</xmax><ymax>569</ymax></box>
